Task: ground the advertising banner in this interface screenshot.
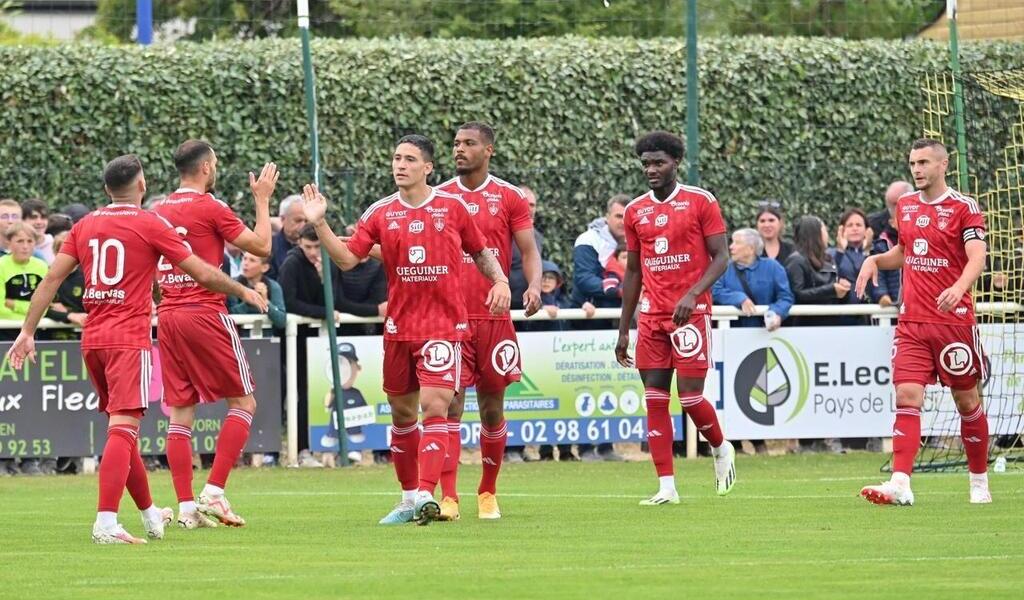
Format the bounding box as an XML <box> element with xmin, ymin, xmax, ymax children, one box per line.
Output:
<box><xmin>0</xmin><ymin>339</ymin><xmax>281</xmax><ymax>457</ymax></box>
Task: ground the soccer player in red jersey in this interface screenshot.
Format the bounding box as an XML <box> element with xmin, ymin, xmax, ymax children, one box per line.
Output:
<box><xmin>615</xmin><ymin>131</ymin><xmax>737</xmax><ymax>505</ymax></box>
<box><xmin>857</xmin><ymin>138</ymin><xmax>991</xmax><ymax>506</ymax></box>
<box><xmin>5</xmin><ymin>155</ymin><xmax>266</xmax><ymax>544</ymax></box>
<box><xmin>302</xmin><ymin>134</ymin><xmax>511</xmax><ymax>525</ymax></box>
<box><xmin>152</xmin><ymin>140</ymin><xmax>279</xmax><ymax>529</ymax></box>
<box><xmin>434</xmin><ymin>122</ymin><xmax>542</xmax><ymax>521</ymax></box>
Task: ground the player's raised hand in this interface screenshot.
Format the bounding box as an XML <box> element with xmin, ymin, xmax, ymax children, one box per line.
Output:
<box><xmin>486</xmin><ymin>280</ymin><xmax>511</xmax><ymax>316</ymax></box>
<box><xmin>936</xmin><ymin>284</ymin><xmax>965</xmax><ymax>313</ymax></box>
<box><xmin>5</xmin><ymin>331</ymin><xmax>36</xmax><ymax>370</ymax></box>
<box><xmin>523</xmin><ymin>285</ymin><xmax>542</xmax><ymax>317</ymax></box>
<box><xmin>672</xmin><ymin>291</ymin><xmax>697</xmax><ymax>326</ymax></box>
<box><xmin>242</xmin><ymin>287</ymin><xmax>269</xmax><ymax>313</ymax></box>
<box><xmin>614</xmin><ymin>332</ymin><xmax>633</xmax><ymax>368</ymax></box>
<box><xmin>249</xmin><ymin>162</ymin><xmax>279</xmax><ymax>204</ymax></box>
<box><xmin>855</xmin><ymin>256</ymin><xmax>879</xmax><ymax>299</ymax></box>
<box><xmin>301</xmin><ymin>184</ymin><xmax>328</xmax><ymax>225</ymax></box>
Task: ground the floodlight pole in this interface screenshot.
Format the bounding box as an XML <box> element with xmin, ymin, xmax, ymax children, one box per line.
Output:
<box><xmin>947</xmin><ymin>0</ymin><xmax>969</xmax><ymax>191</ymax></box>
<box><xmin>298</xmin><ymin>0</ymin><xmax>349</xmax><ymax>466</ymax></box>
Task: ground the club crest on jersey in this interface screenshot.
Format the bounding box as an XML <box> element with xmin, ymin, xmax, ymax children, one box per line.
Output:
<box><xmin>915</xmin><ymin>215</ymin><xmax>930</xmax><ymax>227</ymax></box>
<box><xmin>655</xmin><ymin>214</ymin><xmax>669</xmax><ymax>227</ymax></box>
<box><xmin>670</xmin><ymin>324</ymin><xmax>702</xmax><ymax>358</ymax></box>
<box><xmin>937</xmin><ymin>218</ymin><xmax>949</xmax><ymax>230</ymax></box>
<box><xmin>912</xmin><ymin>239</ymin><xmax>928</xmax><ymax>256</ymax></box>
<box><xmin>408</xmin><ymin>245</ymin><xmax>426</xmax><ymax>264</ymax></box>
<box><xmin>466</xmin><ymin>203</ymin><xmax>479</xmax><ymax>216</ymax></box>
<box><xmin>433</xmin><ymin>217</ymin><xmax>445</xmax><ymax>231</ymax></box>
<box><xmin>654</xmin><ymin>237</ymin><xmax>669</xmax><ymax>255</ymax></box>
<box><xmin>488</xmin><ymin>202</ymin><xmax>500</xmax><ymax>216</ymax></box>
<box><xmin>409</xmin><ymin>220</ymin><xmax>424</xmax><ymax>234</ymax></box>
<box><xmin>939</xmin><ymin>342</ymin><xmax>973</xmax><ymax>376</ymax></box>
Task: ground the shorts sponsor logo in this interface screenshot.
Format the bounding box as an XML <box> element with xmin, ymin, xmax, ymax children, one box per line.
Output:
<box><xmin>491</xmin><ymin>339</ymin><xmax>521</xmax><ymax>376</ymax></box>
<box><xmin>655</xmin><ymin>214</ymin><xmax>668</xmax><ymax>227</ymax></box>
<box><xmin>939</xmin><ymin>342</ymin><xmax>973</xmax><ymax>376</ymax></box>
<box><xmin>915</xmin><ymin>215</ymin><xmax>930</xmax><ymax>227</ymax></box>
<box><xmin>654</xmin><ymin>237</ymin><xmax>669</xmax><ymax>255</ymax></box>
<box><xmin>670</xmin><ymin>324</ymin><xmax>703</xmax><ymax>358</ymax></box>
<box><xmin>421</xmin><ymin>340</ymin><xmax>456</xmax><ymax>373</ymax></box>
<box><xmin>409</xmin><ymin>220</ymin><xmax>424</xmax><ymax>233</ymax></box>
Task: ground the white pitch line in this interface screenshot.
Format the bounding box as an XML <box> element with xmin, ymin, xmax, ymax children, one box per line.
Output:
<box><xmin>250</xmin><ymin>489</ymin><xmax>1023</xmax><ymax>500</ymax></box>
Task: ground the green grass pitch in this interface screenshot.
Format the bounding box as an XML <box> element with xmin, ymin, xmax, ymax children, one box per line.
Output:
<box><xmin>1</xmin><ymin>453</ymin><xmax>1021</xmax><ymax>599</ymax></box>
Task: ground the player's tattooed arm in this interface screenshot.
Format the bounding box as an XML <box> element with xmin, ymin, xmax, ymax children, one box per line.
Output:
<box><xmin>674</xmin><ymin>233</ymin><xmax>728</xmax><ymax>325</ymax></box>
<box><xmin>178</xmin><ymin>256</ymin><xmax>268</xmax><ymax>313</ymax></box>
<box><xmin>473</xmin><ymin>249</ymin><xmax>511</xmax><ymax>315</ymax></box>
<box><xmin>615</xmin><ymin>250</ymin><xmax>642</xmax><ymax>368</ymax></box>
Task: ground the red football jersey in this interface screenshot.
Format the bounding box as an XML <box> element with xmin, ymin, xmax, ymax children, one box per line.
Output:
<box><xmin>59</xmin><ymin>203</ymin><xmax>191</xmax><ymax>350</ymax></box>
<box><xmin>347</xmin><ymin>188</ymin><xmax>486</xmax><ymax>341</ymax></box>
<box><xmin>623</xmin><ymin>182</ymin><xmax>727</xmax><ymax>317</ymax></box>
<box><xmin>437</xmin><ymin>175</ymin><xmax>532</xmax><ymax>320</ymax></box>
<box><xmin>152</xmin><ymin>189</ymin><xmax>247</xmax><ymax>314</ymax></box>
<box><xmin>896</xmin><ymin>188</ymin><xmax>986</xmax><ymax>325</ymax></box>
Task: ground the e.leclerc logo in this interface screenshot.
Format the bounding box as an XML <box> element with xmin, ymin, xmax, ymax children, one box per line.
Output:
<box><xmin>733</xmin><ymin>339</ymin><xmax>809</xmax><ymax>425</ymax></box>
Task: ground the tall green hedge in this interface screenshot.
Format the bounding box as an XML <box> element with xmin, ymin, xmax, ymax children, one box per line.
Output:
<box><xmin>0</xmin><ymin>37</ymin><xmax>1020</xmax><ymax>274</ymax></box>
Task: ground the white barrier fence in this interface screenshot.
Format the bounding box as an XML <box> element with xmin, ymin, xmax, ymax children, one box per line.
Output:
<box><xmin>2</xmin><ymin>301</ymin><xmax>1021</xmax><ymax>465</ymax></box>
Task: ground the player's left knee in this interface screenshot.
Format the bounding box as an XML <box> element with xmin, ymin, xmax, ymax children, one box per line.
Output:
<box><xmin>227</xmin><ymin>395</ymin><xmax>257</xmax><ymax>413</ymax></box>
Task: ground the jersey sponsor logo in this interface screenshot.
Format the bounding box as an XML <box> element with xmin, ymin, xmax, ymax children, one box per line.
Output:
<box><xmin>912</xmin><ymin>239</ymin><xmax>928</xmax><ymax>256</ymax></box>
<box><xmin>83</xmin><ymin>287</ymin><xmax>127</xmax><ymax>302</ymax></box>
<box><xmin>420</xmin><ymin>340</ymin><xmax>456</xmax><ymax>373</ymax></box>
<box><xmin>491</xmin><ymin>339</ymin><xmax>521</xmax><ymax>376</ymax></box>
<box><xmin>655</xmin><ymin>214</ymin><xmax>668</xmax><ymax>227</ymax></box>
<box><xmin>643</xmin><ymin>252</ymin><xmax>692</xmax><ymax>272</ymax></box>
<box><xmin>386</xmin><ymin>209</ymin><xmax>408</xmax><ymax>220</ymax></box>
<box><xmin>385</xmin><ymin>317</ymin><xmax>398</xmax><ymax>334</ymax></box>
<box><xmin>409</xmin><ymin>246</ymin><xmax>426</xmax><ymax>264</ymax></box>
<box><xmin>159</xmin><ymin>272</ymin><xmax>196</xmax><ymax>286</ymax></box>
<box><xmin>409</xmin><ymin>220</ymin><xmax>424</xmax><ymax>234</ymax></box>
<box><xmin>654</xmin><ymin>237</ymin><xmax>669</xmax><ymax>255</ymax></box>
<box><xmin>935</xmin><ymin>206</ymin><xmax>954</xmax><ymax>217</ymax></box>
<box><xmin>636</xmin><ymin>206</ymin><xmax>655</xmax><ymax>217</ymax></box>
<box><xmin>466</xmin><ymin>203</ymin><xmax>479</xmax><ymax>216</ymax></box>
<box><xmin>640</xmin><ymin>297</ymin><xmax>650</xmax><ymax>313</ymax></box>
<box><xmin>915</xmin><ymin>215</ymin><xmax>930</xmax><ymax>227</ymax></box>
<box><xmin>939</xmin><ymin>342</ymin><xmax>973</xmax><ymax>376</ymax></box>
<box><xmin>670</xmin><ymin>324</ymin><xmax>703</xmax><ymax>358</ymax></box>
<box><xmin>671</xmin><ymin>200</ymin><xmax>690</xmax><ymax>211</ymax></box>
<box><xmin>433</xmin><ymin>216</ymin><xmax>445</xmax><ymax>231</ymax></box>
<box><xmin>901</xmin><ymin>204</ymin><xmax>920</xmax><ymax>213</ymax></box>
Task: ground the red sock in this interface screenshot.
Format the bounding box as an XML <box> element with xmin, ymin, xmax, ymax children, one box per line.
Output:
<box><xmin>478</xmin><ymin>420</ymin><xmax>507</xmax><ymax>495</ymax></box>
<box><xmin>892</xmin><ymin>406</ymin><xmax>922</xmax><ymax>476</ymax></box>
<box><xmin>959</xmin><ymin>403</ymin><xmax>989</xmax><ymax>474</ymax></box>
<box><xmin>125</xmin><ymin>446</ymin><xmax>153</xmax><ymax>510</ymax></box>
<box><xmin>389</xmin><ymin>420</ymin><xmax>420</xmax><ymax>491</ymax></box>
<box><xmin>418</xmin><ymin>416</ymin><xmax>449</xmax><ymax>492</ymax></box>
<box><xmin>645</xmin><ymin>388</ymin><xmax>674</xmax><ymax>477</ymax></box>
<box><xmin>207</xmin><ymin>408</ymin><xmax>253</xmax><ymax>490</ymax></box>
<box><xmin>679</xmin><ymin>394</ymin><xmax>724</xmax><ymax>447</ymax></box>
<box><xmin>439</xmin><ymin>418</ymin><xmax>461</xmax><ymax>500</ymax></box>
<box><xmin>167</xmin><ymin>424</ymin><xmax>194</xmax><ymax>502</ymax></box>
<box><xmin>97</xmin><ymin>425</ymin><xmax>138</xmax><ymax>513</ymax></box>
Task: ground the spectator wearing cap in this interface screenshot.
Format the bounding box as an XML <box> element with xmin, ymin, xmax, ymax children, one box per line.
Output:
<box><xmin>228</xmin><ymin>251</ymin><xmax>287</xmax><ymax>330</ymax></box>
<box><xmin>712</xmin><ymin>228</ymin><xmax>794</xmax><ymax>330</ymax></box>
<box><xmin>755</xmin><ymin>201</ymin><xmax>795</xmax><ymax>263</ymax></box>
<box><xmin>61</xmin><ymin>203</ymin><xmax>92</xmax><ymax>224</ymax></box>
<box><xmin>270</xmin><ymin>194</ymin><xmax>308</xmax><ymax>280</ymax></box>
<box><xmin>21</xmin><ymin>199</ymin><xmax>54</xmax><ymax>264</ymax></box>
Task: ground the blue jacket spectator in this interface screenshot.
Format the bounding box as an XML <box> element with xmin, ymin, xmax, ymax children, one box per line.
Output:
<box><xmin>570</xmin><ymin>195</ymin><xmax>628</xmax><ymax>309</ymax></box>
<box><xmin>713</xmin><ymin>229</ymin><xmax>793</xmax><ymax>329</ymax></box>
<box><xmin>268</xmin><ymin>194</ymin><xmax>307</xmax><ymax>280</ymax></box>
<box><xmin>827</xmin><ymin>208</ymin><xmax>872</xmax><ymax>325</ymax></box>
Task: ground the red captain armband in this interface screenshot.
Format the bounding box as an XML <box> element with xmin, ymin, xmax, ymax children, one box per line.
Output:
<box><xmin>962</xmin><ymin>227</ymin><xmax>986</xmax><ymax>244</ymax></box>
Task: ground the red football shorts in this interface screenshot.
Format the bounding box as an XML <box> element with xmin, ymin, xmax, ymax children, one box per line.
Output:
<box><xmin>635</xmin><ymin>313</ymin><xmax>713</xmax><ymax>377</ymax></box>
<box><xmin>892</xmin><ymin>321</ymin><xmax>986</xmax><ymax>390</ymax></box>
<box><xmin>383</xmin><ymin>339</ymin><xmax>463</xmax><ymax>396</ymax></box>
<box><xmin>157</xmin><ymin>309</ymin><xmax>255</xmax><ymax>406</ymax></box>
<box><xmin>459</xmin><ymin>319</ymin><xmax>522</xmax><ymax>392</ymax></box>
<box><xmin>83</xmin><ymin>347</ymin><xmax>153</xmax><ymax>415</ymax></box>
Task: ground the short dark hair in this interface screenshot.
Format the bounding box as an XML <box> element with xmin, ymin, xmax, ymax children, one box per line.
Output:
<box><xmin>634</xmin><ymin>131</ymin><xmax>685</xmax><ymax>162</ymax></box>
<box><xmin>21</xmin><ymin>198</ymin><xmax>48</xmax><ymax>218</ymax></box>
<box><xmin>396</xmin><ymin>134</ymin><xmax>435</xmax><ymax>162</ymax></box>
<box><xmin>913</xmin><ymin>136</ymin><xmax>942</xmax><ymax>151</ymax></box>
<box><xmin>103</xmin><ymin>155</ymin><xmax>144</xmax><ymax>193</ymax></box>
<box><xmin>45</xmin><ymin>213</ymin><xmax>73</xmax><ymax>236</ymax></box>
<box><xmin>174</xmin><ymin>139</ymin><xmax>214</xmax><ymax>176</ymax></box>
<box><xmin>299</xmin><ymin>223</ymin><xmax>319</xmax><ymax>242</ymax></box>
<box><xmin>458</xmin><ymin>121</ymin><xmax>495</xmax><ymax>145</ymax></box>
